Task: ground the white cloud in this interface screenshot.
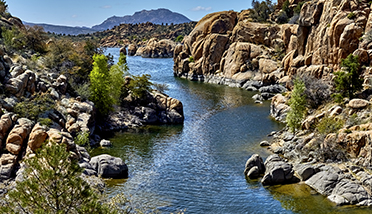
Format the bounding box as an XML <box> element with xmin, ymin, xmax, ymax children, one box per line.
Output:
<box><xmin>72</xmin><ymin>14</ymin><xmax>78</xmax><ymax>18</ymax></box>
<box><xmin>192</xmin><ymin>6</ymin><xmax>212</xmax><ymax>11</ymax></box>
<box><xmin>101</xmin><ymin>5</ymin><xmax>112</xmax><ymax>9</ymax></box>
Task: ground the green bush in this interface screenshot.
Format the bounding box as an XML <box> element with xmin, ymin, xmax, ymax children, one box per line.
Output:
<box><xmin>126</xmin><ymin>74</ymin><xmax>153</xmax><ymax>99</ymax></box>
<box><xmin>282</xmin><ymin>0</ymin><xmax>291</xmax><ymax>16</ymax></box>
<box><xmin>293</xmin><ymin>1</ymin><xmax>306</xmax><ymax>14</ymax></box>
<box><xmin>0</xmin><ymin>142</ymin><xmax>115</xmax><ymax>214</ymax></box>
<box><xmin>249</xmin><ymin>0</ymin><xmax>275</xmax><ymax>23</ymax></box>
<box><xmin>317</xmin><ymin>117</ymin><xmax>344</xmax><ymax>135</ymax></box>
<box><xmin>347</xmin><ymin>12</ymin><xmax>356</xmax><ymax>19</ymax></box>
<box><xmin>333</xmin><ymin>54</ymin><xmax>363</xmax><ymax>102</ymax></box>
<box><xmin>189</xmin><ymin>56</ymin><xmax>194</xmax><ymax>62</ymax></box>
<box><xmin>89</xmin><ymin>54</ymin><xmax>114</xmax><ymax>115</ymax></box>
<box><xmin>74</xmin><ymin>131</ymin><xmax>90</xmax><ymax>146</ymax></box>
<box><xmin>13</xmin><ymin>93</ymin><xmax>55</xmax><ymax>122</ymax></box>
<box><xmin>37</xmin><ymin>118</ymin><xmax>53</xmax><ymax>127</ymax></box>
<box><xmin>153</xmin><ymin>82</ymin><xmax>169</xmax><ymax>93</ymax></box>
<box><xmin>286</xmin><ymin>78</ymin><xmax>307</xmax><ymax>133</ymax></box>
<box><xmin>175</xmin><ymin>35</ymin><xmax>184</xmax><ymax>42</ymax></box>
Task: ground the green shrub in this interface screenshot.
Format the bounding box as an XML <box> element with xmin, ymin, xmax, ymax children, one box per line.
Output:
<box><xmin>175</xmin><ymin>35</ymin><xmax>184</xmax><ymax>42</ymax></box>
<box><xmin>249</xmin><ymin>0</ymin><xmax>275</xmax><ymax>23</ymax></box>
<box><xmin>126</xmin><ymin>74</ymin><xmax>153</xmax><ymax>99</ymax></box>
<box><xmin>333</xmin><ymin>54</ymin><xmax>363</xmax><ymax>102</ymax></box>
<box><xmin>317</xmin><ymin>117</ymin><xmax>344</xmax><ymax>135</ymax></box>
<box><xmin>282</xmin><ymin>0</ymin><xmax>290</xmax><ymax>16</ymax></box>
<box><xmin>286</xmin><ymin>78</ymin><xmax>307</xmax><ymax>133</ymax></box>
<box><xmin>347</xmin><ymin>12</ymin><xmax>356</xmax><ymax>19</ymax></box>
<box><xmin>0</xmin><ymin>0</ymin><xmax>8</xmax><ymax>14</ymax></box>
<box><xmin>37</xmin><ymin>118</ymin><xmax>53</xmax><ymax>127</ymax></box>
<box><xmin>74</xmin><ymin>131</ymin><xmax>90</xmax><ymax>146</ymax></box>
<box><xmin>89</xmin><ymin>54</ymin><xmax>114</xmax><ymax>115</ymax></box>
<box><xmin>0</xmin><ymin>142</ymin><xmax>114</xmax><ymax>214</ymax></box>
<box><xmin>153</xmin><ymin>82</ymin><xmax>169</xmax><ymax>93</ymax></box>
<box><xmin>189</xmin><ymin>56</ymin><xmax>194</xmax><ymax>62</ymax></box>
<box><xmin>293</xmin><ymin>1</ymin><xmax>306</xmax><ymax>14</ymax></box>
<box><xmin>13</xmin><ymin>93</ymin><xmax>55</xmax><ymax>122</ymax></box>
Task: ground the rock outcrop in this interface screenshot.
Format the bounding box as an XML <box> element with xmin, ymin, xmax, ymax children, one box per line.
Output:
<box><xmin>174</xmin><ymin>0</ymin><xmax>372</xmax><ymax>90</ymax></box>
<box><xmin>261</xmin><ymin>154</ymin><xmax>299</xmax><ymax>185</ymax></box>
<box><xmin>136</xmin><ymin>38</ymin><xmax>176</xmax><ymax>58</ymax></box>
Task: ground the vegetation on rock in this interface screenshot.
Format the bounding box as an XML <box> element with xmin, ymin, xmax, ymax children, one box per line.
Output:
<box><xmin>0</xmin><ymin>142</ymin><xmax>114</xmax><ymax>214</ymax></box>
<box><xmin>333</xmin><ymin>54</ymin><xmax>363</xmax><ymax>103</ymax></box>
<box><xmin>286</xmin><ymin>78</ymin><xmax>307</xmax><ymax>133</ymax></box>
<box><xmin>249</xmin><ymin>0</ymin><xmax>275</xmax><ymax>23</ymax></box>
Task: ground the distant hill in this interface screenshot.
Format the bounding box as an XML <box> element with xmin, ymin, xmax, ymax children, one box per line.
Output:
<box><xmin>23</xmin><ymin>22</ymin><xmax>97</xmax><ymax>35</ymax></box>
<box><xmin>92</xmin><ymin>8</ymin><xmax>192</xmax><ymax>31</ymax></box>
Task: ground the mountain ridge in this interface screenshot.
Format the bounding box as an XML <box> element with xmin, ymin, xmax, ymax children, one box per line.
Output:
<box><xmin>24</xmin><ymin>8</ymin><xmax>192</xmax><ymax>35</ymax></box>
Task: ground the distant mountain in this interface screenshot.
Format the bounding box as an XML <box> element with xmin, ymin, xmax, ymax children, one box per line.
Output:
<box><xmin>23</xmin><ymin>22</ymin><xmax>97</xmax><ymax>35</ymax></box>
<box><xmin>92</xmin><ymin>8</ymin><xmax>192</xmax><ymax>31</ymax></box>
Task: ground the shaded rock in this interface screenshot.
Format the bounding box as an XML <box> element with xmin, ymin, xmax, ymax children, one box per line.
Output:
<box><xmin>0</xmin><ymin>113</ymin><xmax>15</xmax><ymax>149</ymax></box>
<box><xmin>305</xmin><ymin>171</ymin><xmax>340</xmax><ymax>195</ymax></box>
<box><xmin>120</xmin><ymin>46</ymin><xmax>127</xmax><ymax>55</ymax></box>
<box><xmin>261</xmin><ymin>154</ymin><xmax>299</xmax><ymax>185</ymax></box>
<box><xmin>328</xmin><ymin>180</ymin><xmax>371</xmax><ymax>206</ymax></box>
<box><xmin>244</xmin><ymin>154</ymin><xmax>265</xmax><ymax>178</ymax></box>
<box><xmin>270</xmin><ymin>94</ymin><xmax>289</xmax><ymax>123</ymax></box>
<box><xmin>260</xmin><ymin>141</ymin><xmax>270</xmax><ymax>147</ymax></box>
<box><xmin>90</xmin><ymin>154</ymin><xmax>128</xmax><ymax>179</ymax></box>
<box><xmin>127</xmin><ymin>44</ymin><xmax>137</xmax><ymax>56</ymax></box>
<box><xmin>0</xmin><ymin>154</ymin><xmax>17</xmax><ymax>181</ymax></box>
<box><xmin>294</xmin><ymin>164</ymin><xmax>318</xmax><ymax>181</ymax></box>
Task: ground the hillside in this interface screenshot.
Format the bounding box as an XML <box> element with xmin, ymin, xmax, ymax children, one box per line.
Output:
<box><xmin>94</xmin><ymin>21</ymin><xmax>196</xmax><ymax>47</ymax></box>
<box><xmin>23</xmin><ymin>22</ymin><xmax>97</xmax><ymax>35</ymax></box>
<box><xmin>92</xmin><ymin>8</ymin><xmax>192</xmax><ymax>31</ymax></box>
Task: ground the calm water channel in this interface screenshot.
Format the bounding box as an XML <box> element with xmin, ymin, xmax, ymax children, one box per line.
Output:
<box><xmin>92</xmin><ymin>48</ymin><xmax>372</xmax><ymax>214</ymax></box>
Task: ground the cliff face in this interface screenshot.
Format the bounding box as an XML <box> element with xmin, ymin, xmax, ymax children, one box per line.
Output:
<box><xmin>174</xmin><ymin>0</ymin><xmax>372</xmax><ymax>85</ymax></box>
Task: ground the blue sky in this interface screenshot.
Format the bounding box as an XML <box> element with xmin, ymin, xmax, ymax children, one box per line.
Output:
<box><xmin>7</xmin><ymin>0</ymin><xmax>253</xmax><ymax>27</ymax></box>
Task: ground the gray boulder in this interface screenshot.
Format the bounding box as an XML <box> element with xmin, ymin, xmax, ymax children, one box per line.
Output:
<box><xmin>90</xmin><ymin>154</ymin><xmax>128</xmax><ymax>179</ymax></box>
<box><xmin>99</xmin><ymin>139</ymin><xmax>112</xmax><ymax>147</ymax></box>
<box><xmin>294</xmin><ymin>164</ymin><xmax>318</xmax><ymax>181</ymax></box>
<box><xmin>328</xmin><ymin>180</ymin><xmax>371</xmax><ymax>205</ymax></box>
<box><xmin>261</xmin><ymin>154</ymin><xmax>299</xmax><ymax>185</ymax></box>
<box><xmin>259</xmin><ymin>84</ymin><xmax>286</xmax><ymax>94</ymax></box>
<box><xmin>305</xmin><ymin>171</ymin><xmax>340</xmax><ymax>195</ymax></box>
<box><xmin>244</xmin><ymin>154</ymin><xmax>265</xmax><ymax>179</ymax></box>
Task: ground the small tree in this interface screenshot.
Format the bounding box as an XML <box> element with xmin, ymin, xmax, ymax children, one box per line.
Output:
<box><xmin>286</xmin><ymin>78</ymin><xmax>307</xmax><ymax>133</ymax></box>
<box><xmin>249</xmin><ymin>0</ymin><xmax>275</xmax><ymax>23</ymax></box>
<box><xmin>333</xmin><ymin>54</ymin><xmax>363</xmax><ymax>102</ymax></box>
<box><xmin>109</xmin><ymin>53</ymin><xmax>129</xmax><ymax>103</ymax></box>
<box><xmin>0</xmin><ymin>0</ymin><xmax>7</xmax><ymax>14</ymax></box>
<box><xmin>0</xmin><ymin>142</ymin><xmax>114</xmax><ymax>214</ymax></box>
<box><xmin>127</xmin><ymin>74</ymin><xmax>153</xmax><ymax>99</ymax></box>
<box><xmin>89</xmin><ymin>54</ymin><xmax>114</xmax><ymax>115</ymax></box>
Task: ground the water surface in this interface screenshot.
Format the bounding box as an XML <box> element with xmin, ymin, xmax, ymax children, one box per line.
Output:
<box><xmin>92</xmin><ymin>48</ymin><xmax>372</xmax><ymax>214</ymax></box>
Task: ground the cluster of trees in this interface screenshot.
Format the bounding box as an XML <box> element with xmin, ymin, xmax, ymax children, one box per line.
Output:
<box><xmin>286</xmin><ymin>53</ymin><xmax>363</xmax><ymax>133</ymax></box>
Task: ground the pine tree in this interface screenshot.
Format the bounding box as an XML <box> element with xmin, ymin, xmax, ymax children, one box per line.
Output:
<box><xmin>286</xmin><ymin>78</ymin><xmax>307</xmax><ymax>133</ymax></box>
<box><xmin>0</xmin><ymin>142</ymin><xmax>114</xmax><ymax>214</ymax></box>
<box><xmin>333</xmin><ymin>54</ymin><xmax>363</xmax><ymax>102</ymax></box>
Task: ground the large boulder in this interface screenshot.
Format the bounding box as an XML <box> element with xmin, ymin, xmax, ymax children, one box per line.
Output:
<box><xmin>0</xmin><ymin>113</ymin><xmax>15</xmax><ymax>149</ymax></box>
<box><xmin>0</xmin><ymin>154</ymin><xmax>17</xmax><ymax>181</ymax></box>
<box><xmin>27</xmin><ymin>123</ymin><xmax>48</xmax><ymax>152</ymax></box>
<box><xmin>6</xmin><ymin>118</ymin><xmax>33</xmax><ymax>155</ymax></box>
<box><xmin>127</xmin><ymin>44</ymin><xmax>137</xmax><ymax>56</ymax></box>
<box><xmin>261</xmin><ymin>154</ymin><xmax>299</xmax><ymax>185</ymax></box>
<box><xmin>136</xmin><ymin>38</ymin><xmax>176</xmax><ymax>58</ymax></box>
<box><xmin>90</xmin><ymin>154</ymin><xmax>128</xmax><ymax>179</ymax></box>
<box><xmin>244</xmin><ymin>154</ymin><xmax>265</xmax><ymax>179</ymax></box>
<box><xmin>328</xmin><ymin>180</ymin><xmax>371</xmax><ymax>206</ymax></box>
<box><xmin>348</xmin><ymin>99</ymin><xmax>369</xmax><ymax>109</ymax></box>
<box><xmin>305</xmin><ymin>171</ymin><xmax>340</xmax><ymax>195</ymax></box>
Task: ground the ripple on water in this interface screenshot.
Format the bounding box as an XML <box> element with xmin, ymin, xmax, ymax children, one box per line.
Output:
<box><xmin>95</xmin><ymin>48</ymin><xmax>372</xmax><ymax>214</ymax></box>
